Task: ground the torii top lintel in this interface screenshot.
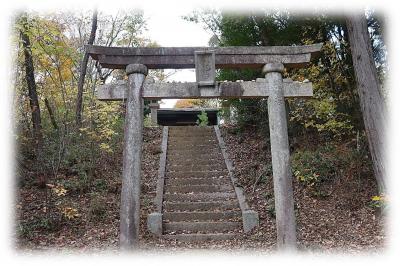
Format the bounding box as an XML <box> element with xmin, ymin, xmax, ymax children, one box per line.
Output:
<box><xmin>87</xmin><ymin>43</ymin><xmax>322</xmax><ymax>70</ymax></box>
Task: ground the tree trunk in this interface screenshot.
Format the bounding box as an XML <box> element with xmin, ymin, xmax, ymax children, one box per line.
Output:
<box><xmin>346</xmin><ymin>13</ymin><xmax>387</xmax><ymax>193</ymax></box>
<box><xmin>20</xmin><ymin>15</ymin><xmax>44</xmax><ymax>184</ymax></box>
<box><xmin>45</xmin><ymin>98</ymin><xmax>58</xmax><ymax>130</ymax></box>
<box><xmin>75</xmin><ymin>9</ymin><xmax>98</xmax><ymax>126</ymax></box>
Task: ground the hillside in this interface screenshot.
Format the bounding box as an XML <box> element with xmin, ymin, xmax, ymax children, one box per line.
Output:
<box><xmin>15</xmin><ymin>125</ymin><xmax>385</xmax><ymax>252</ymax></box>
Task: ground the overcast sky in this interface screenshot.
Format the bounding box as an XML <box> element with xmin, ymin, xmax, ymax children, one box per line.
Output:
<box><xmin>143</xmin><ymin>8</ymin><xmax>213</xmax><ymax>108</ymax></box>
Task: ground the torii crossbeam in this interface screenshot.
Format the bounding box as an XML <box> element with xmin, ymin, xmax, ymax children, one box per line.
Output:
<box><xmin>87</xmin><ymin>43</ymin><xmax>322</xmax><ymax>251</ymax></box>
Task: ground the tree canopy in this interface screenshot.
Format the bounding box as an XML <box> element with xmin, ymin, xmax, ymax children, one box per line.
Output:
<box><xmin>185</xmin><ymin>10</ymin><xmax>386</xmax><ymax>141</ymax></box>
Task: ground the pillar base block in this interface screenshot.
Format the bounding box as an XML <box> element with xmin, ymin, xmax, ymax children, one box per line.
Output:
<box><xmin>147</xmin><ymin>212</ymin><xmax>163</xmax><ymax>236</ymax></box>
<box><xmin>242</xmin><ymin>210</ymin><xmax>259</xmax><ymax>233</ymax></box>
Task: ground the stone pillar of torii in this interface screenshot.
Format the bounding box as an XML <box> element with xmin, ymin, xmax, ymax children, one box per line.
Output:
<box><xmin>88</xmin><ymin>43</ymin><xmax>322</xmax><ymax>250</ymax></box>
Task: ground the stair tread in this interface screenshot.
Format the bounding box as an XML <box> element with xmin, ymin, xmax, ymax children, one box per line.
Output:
<box><xmin>167</xmin><ymin>162</ymin><xmax>225</xmax><ymax>166</ymax></box>
<box><xmin>164</xmin><ymin>201</ymin><xmax>240</xmax><ymax>212</ymax></box>
<box><xmin>163</xmin><ymin>210</ymin><xmax>241</xmax><ymax>222</ymax></box>
<box><xmin>165</xmin><ymin>184</ymin><xmax>232</xmax><ymax>188</ymax></box>
<box><xmin>162</xmin><ymin>233</ymin><xmax>241</xmax><ymax>242</ymax></box>
<box><xmin>164</xmin><ymin>184</ymin><xmax>233</xmax><ymax>194</ymax></box>
<box><xmin>163</xmin><ymin>193</ymin><xmax>236</xmax><ymax>202</ymax></box>
<box><xmin>164</xmin><ymin>191</ymin><xmax>236</xmax><ymax>196</ymax></box>
<box><xmin>164</xmin><ymin>200</ymin><xmax>238</xmax><ymax>204</ymax></box>
<box><xmin>165</xmin><ymin>177</ymin><xmax>229</xmax><ymax>186</ymax></box>
<box><xmin>164</xmin><ymin>221</ymin><xmax>241</xmax><ymax>226</ymax></box>
<box><xmin>166</xmin><ymin>173</ymin><xmax>229</xmax><ymax>180</ymax></box>
<box><xmin>146</xmin><ymin>126</ymin><xmax>255</xmax><ymax>240</ymax></box>
<box><xmin>164</xmin><ymin>221</ymin><xmax>242</xmax><ymax>233</ymax></box>
<box><xmin>166</xmin><ymin>170</ymin><xmax>228</xmax><ymax>174</ymax></box>
<box><xmin>167</xmin><ymin>166</ymin><xmax>227</xmax><ymax>172</ymax></box>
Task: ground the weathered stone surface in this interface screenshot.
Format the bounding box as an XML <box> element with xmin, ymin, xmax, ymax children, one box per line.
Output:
<box><xmin>88</xmin><ymin>43</ymin><xmax>323</xmax><ymax>57</ymax></box>
<box><xmin>265</xmin><ymin>63</ymin><xmax>297</xmax><ymax>250</ymax></box>
<box><xmin>153</xmin><ymin>126</ymin><xmax>168</xmax><ymax>213</ymax></box>
<box><xmin>147</xmin><ymin>212</ymin><xmax>162</xmax><ymax>236</ymax></box>
<box><xmin>119</xmin><ymin>64</ymin><xmax>146</xmax><ymax>250</ymax></box>
<box><xmin>159</xmin><ymin>126</ymin><xmax>248</xmax><ymax>240</ymax></box>
<box><xmin>126</xmin><ymin>63</ymin><xmax>148</xmax><ymax>75</ymax></box>
<box><xmin>167</xmin><ymin>164</ymin><xmax>227</xmax><ymax>172</ymax></box>
<box><xmin>165</xmin><ymin>184</ymin><xmax>233</xmax><ymax>193</ymax></box>
<box><xmin>214</xmin><ymin>126</ymin><xmax>260</xmax><ymax>232</ymax></box>
<box><xmin>242</xmin><ymin>210</ymin><xmax>259</xmax><ymax>233</ymax></box>
<box><xmin>165</xmin><ymin>170</ymin><xmax>228</xmax><ymax>179</ymax></box>
<box><xmin>195</xmin><ymin>50</ymin><xmax>216</xmax><ymax>86</ymax></box>
<box><xmin>88</xmin><ymin>44</ymin><xmax>323</xmax><ymax>69</ymax></box>
<box><xmin>163</xmin><ymin>211</ymin><xmax>241</xmax><ymax>222</ymax></box>
<box><xmin>96</xmin><ymin>53</ymin><xmax>312</xmax><ymax>69</ymax></box>
<box><xmin>96</xmin><ymin>80</ymin><xmax>313</xmax><ymax>100</ymax></box>
<box><xmin>166</xmin><ymin>177</ymin><xmax>227</xmax><ymax>186</ymax></box>
<box><xmin>262</xmin><ymin>62</ymin><xmax>285</xmax><ymax>73</ymax></box>
<box><xmin>148</xmin><ymin>101</ymin><xmax>159</xmax><ymax>125</ymax></box>
<box><xmin>162</xmin><ymin>233</ymin><xmax>240</xmax><ymax>242</ymax></box>
<box><xmin>164</xmin><ymin>221</ymin><xmax>241</xmax><ymax>233</ymax></box>
<box><xmin>163</xmin><ymin>192</ymin><xmax>236</xmax><ymax>202</ymax></box>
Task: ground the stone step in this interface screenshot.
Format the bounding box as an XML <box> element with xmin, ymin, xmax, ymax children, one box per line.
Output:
<box><xmin>169</xmin><ymin>130</ymin><xmax>214</xmax><ymax>134</ymax></box>
<box><xmin>168</xmin><ymin>139</ymin><xmax>216</xmax><ymax>144</ymax></box>
<box><xmin>168</xmin><ymin>139</ymin><xmax>217</xmax><ymax>144</ymax></box>
<box><xmin>163</xmin><ymin>192</ymin><xmax>237</xmax><ymax>202</ymax></box>
<box><xmin>167</xmin><ymin>147</ymin><xmax>220</xmax><ymax>153</ymax></box>
<box><xmin>163</xmin><ymin>211</ymin><xmax>241</xmax><ymax>222</ymax></box>
<box><xmin>167</xmin><ymin>156</ymin><xmax>222</xmax><ymax>163</ymax></box>
<box><xmin>165</xmin><ymin>184</ymin><xmax>233</xmax><ymax>194</ymax></box>
<box><xmin>163</xmin><ymin>221</ymin><xmax>242</xmax><ymax>233</ymax></box>
<box><xmin>168</xmin><ymin>142</ymin><xmax>217</xmax><ymax>147</ymax></box>
<box><xmin>168</xmin><ymin>144</ymin><xmax>218</xmax><ymax>150</ymax></box>
<box><xmin>162</xmin><ymin>233</ymin><xmax>240</xmax><ymax>242</ymax></box>
<box><xmin>167</xmin><ymin>157</ymin><xmax>223</xmax><ymax>163</ymax></box>
<box><xmin>170</xmin><ymin>127</ymin><xmax>213</xmax><ymax>130</ymax></box>
<box><xmin>168</xmin><ymin>132</ymin><xmax>216</xmax><ymax>140</ymax></box>
<box><xmin>163</xmin><ymin>201</ymin><xmax>239</xmax><ymax>211</ymax></box>
<box><xmin>169</xmin><ymin>137</ymin><xmax>217</xmax><ymax>141</ymax></box>
<box><xmin>169</xmin><ymin>128</ymin><xmax>214</xmax><ymax>132</ymax></box>
<box><xmin>167</xmin><ymin>155</ymin><xmax>222</xmax><ymax>161</ymax></box>
<box><xmin>167</xmin><ymin>164</ymin><xmax>227</xmax><ymax>172</ymax></box>
<box><xmin>166</xmin><ymin>153</ymin><xmax>221</xmax><ymax>159</ymax></box>
<box><xmin>167</xmin><ymin>159</ymin><xmax>225</xmax><ymax>166</ymax></box>
<box><xmin>165</xmin><ymin>177</ymin><xmax>228</xmax><ymax>186</ymax></box>
<box><xmin>166</xmin><ymin>171</ymin><xmax>228</xmax><ymax>179</ymax></box>
<box><xmin>168</xmin><ymin>145</ymin><xmax>216</xmax><ymax>149</ymax></box>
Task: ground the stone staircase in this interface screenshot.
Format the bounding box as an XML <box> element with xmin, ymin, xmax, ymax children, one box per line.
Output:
<box><xmin>148</xmin><ymin>126</ymin><xmax>258</xmax><ymax>242</ymax></box>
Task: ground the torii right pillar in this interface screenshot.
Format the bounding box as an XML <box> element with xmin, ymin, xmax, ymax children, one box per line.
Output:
<box><xmin>264</xmin><ymin>63</ymin><xmax>297</xmax><ymax>251</ymax></box>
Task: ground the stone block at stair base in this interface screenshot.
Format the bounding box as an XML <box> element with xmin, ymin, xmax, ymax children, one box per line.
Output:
<box><xmin>242</xmin><ymin>210</ymin><xmax>259</xmax><ymax>233</ymax></box>
<box><xmin>147</xmin><ymin>212</ymin><xmax>162</xmax><ymax>235</ymax></box>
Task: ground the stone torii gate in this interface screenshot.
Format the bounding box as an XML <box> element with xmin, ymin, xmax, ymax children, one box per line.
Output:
<box><xmin>87</xmin><ymin>43</ymin><xmax>322</xmax><ymax>250</ymax></box>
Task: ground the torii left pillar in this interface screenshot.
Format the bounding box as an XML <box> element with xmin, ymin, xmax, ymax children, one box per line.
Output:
<box><xmin>120</xmin><ymin>64</ymin><xmax>147</xmax><ymax>250</ymax></box>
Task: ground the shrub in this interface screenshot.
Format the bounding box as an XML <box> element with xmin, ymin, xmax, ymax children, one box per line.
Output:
<box><xmin>226</xmin><ymin>125</ymin><xmax>243</xmax><ymax>136</ymax></box>
<box><xmin>291</xmin><ymin>141</ymin><xmax>373</xmax><ymax>197</ymax></box>
<box><xmin>60</xmin><ymin>175</ymin><xmax>90</xmax><ymax>194</ymax></box>
<box><xmin>93</xmin><ymin>178</ymin><xmax>108</xmax><ymax>191</ymax></box>
<box><xmin>143</xmin><ymin>114</ymin><xmax>153</xmax><ymax>127</ymax></box>
<box><xmin>89</xmin><ymin>194</ymin><xmax>107</xmax><ymax>221</ymax></box>
<box><xmin>196</xmin><ymin>110</ymin><xmax>209</xmax><ymax>126</ymax></box>
<box><xmin>292</xmin><ymin>144</ymin><xmax>339</xmax><ymax>187</ymax></box>
<box><xmin>369</xmin><ymin>195</ymin><xmax>387</xmax><ymax>209</ymax></box>
<box><xmin>266</xmin><ymin>205</ymin><xmax>276</xmax><ymax>218</ymax></box>
<box><xmin>17</xmin><ymin>215</ymin><xmax>62</xmax><ymax>239</ymax></box>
